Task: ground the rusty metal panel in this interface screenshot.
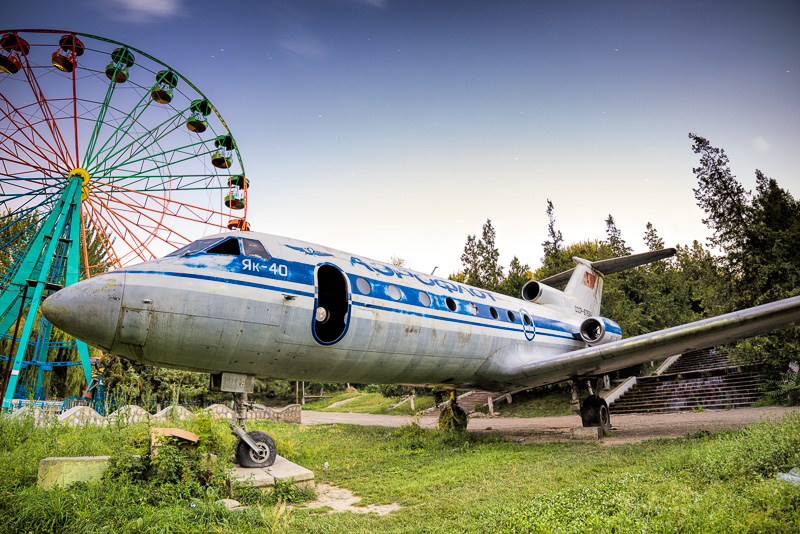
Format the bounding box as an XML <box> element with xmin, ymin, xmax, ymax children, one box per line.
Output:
<box><xmin>119</xmin><ymin>308</ymin><xmax>149</xmax><ymax>346</ymax></box>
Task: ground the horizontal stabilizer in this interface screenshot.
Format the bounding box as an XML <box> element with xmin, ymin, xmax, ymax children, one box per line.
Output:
<box><xmin>539</xmin><ymin>248</ymin><xmax>676</xmax><ymax>287</ymax></box>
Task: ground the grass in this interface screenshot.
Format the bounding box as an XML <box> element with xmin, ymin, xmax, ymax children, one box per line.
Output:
<box><xmin>474</xmin><ymin>387</ymin><xmax>576</xmax><ymax>417</ymax></box>
<box><xmin>303</xmin><ymin>386</ymin><xmax>571</xmax><ymax>418</ymax></box>
<box><xmin>302</xmin><ymin>391</ymin><xmax>436</xmax><ymax>415</ymax></box>
<box><xmin>3</xmin><ymin>409</ymin><xmax>800</xmax><ymax>533</ymax></box>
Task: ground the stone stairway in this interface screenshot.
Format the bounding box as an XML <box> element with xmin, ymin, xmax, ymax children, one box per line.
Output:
<box><xmin>610</xmin><ymin>349</ymin><xmax>762</xmax><ymax>414</ymax></box>
<box><xmin>422</xmin><ymin>391</ymin><xmax>493</xmax><ymax>415</ymax></box>
<box><xmin>666</xmin><ymin>349</ymin><xmax>734</xmax><ymax>374</ymax></box>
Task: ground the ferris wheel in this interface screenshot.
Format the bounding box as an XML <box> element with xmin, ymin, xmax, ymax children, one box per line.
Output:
<box><xmin>0</xmin><ymin>29</ymin><xmax>250</xmax><ymax>403</ymax></box>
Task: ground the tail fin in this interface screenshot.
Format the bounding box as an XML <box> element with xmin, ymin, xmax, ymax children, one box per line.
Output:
<box><xmin>535</xmin><ymin>248</ymin><xmax>676</xmax><ymax>316</ymax></box>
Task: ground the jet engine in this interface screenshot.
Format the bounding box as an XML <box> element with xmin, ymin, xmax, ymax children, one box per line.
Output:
<box><xmin>578</xmin><ymin>316</ymin><xmax>622</xmax><ymax>346</ymax></box>
<box><xmin>521</xmin><ymin>280</ymin><xmax>568</xmax><ymax>308</ymax></box>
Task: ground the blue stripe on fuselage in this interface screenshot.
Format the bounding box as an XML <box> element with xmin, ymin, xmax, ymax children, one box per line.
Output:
<box><xmin>125</xmin><ymin>255</ymin><xmax>579</xmax><ymax>341</ymax></box>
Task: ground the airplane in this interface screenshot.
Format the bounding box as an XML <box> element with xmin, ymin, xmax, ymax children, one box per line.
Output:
<box><xmin>41</xmin><ymin>230</ymin><xmax>800</xmax><ymax>467</ymax></box>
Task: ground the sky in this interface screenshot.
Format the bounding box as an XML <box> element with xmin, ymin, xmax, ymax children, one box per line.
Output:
<box><xmin>5</xmin><ymin>0</ymin><xmax>800</xmax><ymax>276</ymax></box>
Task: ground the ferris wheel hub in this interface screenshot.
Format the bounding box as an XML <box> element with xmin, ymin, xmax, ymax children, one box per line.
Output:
<box><xmin>68</xmin><ymin>167</ymin><xmax>91</xmax><ymax>185</ymax></box>
<box><xmin>68</xmin><ymin>168</ymin><xmax>91</xmax><ymax>200</ymax></box>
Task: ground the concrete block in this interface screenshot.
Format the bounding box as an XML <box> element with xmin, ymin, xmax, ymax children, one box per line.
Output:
<box><xmin>38</xmin><ymin>456</ymin><xmax>111</xmax><ymax>489</ymax></box>
<box><xmin>230</xmin><ymin>455</ymin><xmax>314</xmax><ymax>490</ymax></box>
<box><xmin>571</xmin><ymin>427</ymin><xmax>604</xmax><ymax>440</ymax></box>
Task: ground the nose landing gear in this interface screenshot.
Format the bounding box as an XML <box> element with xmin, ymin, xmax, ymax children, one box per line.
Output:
<box><xmin>231</xmin><ymin>424</ymin><xmax>277</xmax><ymax>468</ymax></box>
<box><xmin>229</xmin><ymin>392</ymin><xmax>278</xmax><ymax>468</ymax></box>
<box><xmin>213</xmin><ymin>372</ymin><xmax>279</xmax><ymax>468</ymax></box>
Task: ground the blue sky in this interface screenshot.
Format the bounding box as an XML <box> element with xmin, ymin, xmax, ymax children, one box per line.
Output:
<box><xmin>6</xmin><ymin>0</ymin><xmax>799</xmax><ymax>275</ymax></box>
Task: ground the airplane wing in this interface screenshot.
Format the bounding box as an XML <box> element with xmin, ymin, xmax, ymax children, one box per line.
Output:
<box><xmin>478</xmin><ymin>294</ymin><xmax>800</xmax><ymax>390</ymax></box>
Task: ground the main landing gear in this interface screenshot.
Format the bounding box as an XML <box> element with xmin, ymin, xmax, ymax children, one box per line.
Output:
<box><xmin>572</xmin><ymin>380</ymin><xmax>611</xmax><ymax>432</ymax></box>
<box><xmin>438</xmin><ymin>390</ymin><xmax>468</xmax><ymax>431</ymax></box>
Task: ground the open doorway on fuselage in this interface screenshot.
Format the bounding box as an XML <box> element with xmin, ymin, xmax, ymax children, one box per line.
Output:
<box><xmin>313</xmin><ymin>264</ymin><xmax>350</xmax><ymax>344</ymax></box>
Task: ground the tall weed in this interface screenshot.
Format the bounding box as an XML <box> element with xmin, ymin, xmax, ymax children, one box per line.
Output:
<box><xmin>673</xmin><ymin>412</ymin><xmax>800</xmax><ymax>481</ymax></box>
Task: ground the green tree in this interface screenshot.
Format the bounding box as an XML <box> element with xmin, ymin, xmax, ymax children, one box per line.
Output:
<box><xmin>459</xmin><ymin>219</ymin><xmax>504</xmax><ymax>291</ymax></box>
<box><xmin>541</xmin><ymin>199</ymin><xmax>563</xmax><ymax>261</ymax></box>
<box><xmin>498</xmin><ymin>256</ymin><xmax>531</xmax><ymax>298</ymax></box>
<box><xmin>604</xmin><ymin>214</ymin><xmax>632</xmax><ymax>256</ymax></box>
<box><xmin>643</xmin><ymin>222</ymin><xmax>664</xmax><ymax>252</ymax></box>
<box><xmin>690</xmin><ymin>134</ymin><xmax>800</xmax><ymax>392</ymax></box>
<box><xmin>689</xmin><ymin>133</ymin><xmax>749</xmax><ymax>263</ymax></box>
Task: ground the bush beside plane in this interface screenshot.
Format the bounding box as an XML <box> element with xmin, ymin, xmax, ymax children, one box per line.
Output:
<box><xmin>42</xmin><ymin>231</ymin><xmax>800</xmax><ymax>466</ymax></box>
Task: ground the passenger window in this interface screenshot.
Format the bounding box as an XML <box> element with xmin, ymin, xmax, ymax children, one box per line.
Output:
<box><xmin>419</xmin><ymin>291</ymin><xmax>432</xmax><ymax>307</ymax></box>
<box><xmin>387</xmin><ymin>285</ymin><xmax>402</xmax><ymax>301</ymax></box>
<box><xmin>242</xmin><ymin>238</ymin><xmax>270</xmax><ymax>259</ymax></box>
<box><xmin>356</xmin><ymin>277</ymin><xmax>371</xmax><ymax>295</ymax></box>
<box><xmin>205</xmin><ymin>237</ymin><xmax>241</xmax><ymax>256</ymax></box>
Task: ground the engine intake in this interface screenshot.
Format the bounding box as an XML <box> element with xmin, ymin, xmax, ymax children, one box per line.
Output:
<box><xmin>578</xmin><ymin>316</ymin><xmax>622</xmax><ymax>346</ymax></box>
<box><xmin>521</xmin><ymin>280</ymin><xmax>567</xmax><ymax>308</ymax></box>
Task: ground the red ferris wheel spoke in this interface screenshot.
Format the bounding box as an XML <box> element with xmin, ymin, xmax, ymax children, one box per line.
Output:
<box><xmin>0</xmin><ymin>98</ymin><xmax>71</xmax><ymax>173</ymax></box>
<box><xmin>93</xmin><ymin>188</ymin><xmax>208</xmax><ymax>246</ymax></box>
<box><xmin>0</xmin><ymin>155</ymin><xmax>60</xmax><ymax>180</ymax></box>
<box><xmin>20</xmin><ymin>56</ymin><xmax>75</xmax><ymax>169</ymax></box>
<box><xmin>82</xmin><ymin>202</ymin><xmax>122</xmax><ymax>269</ymax></box>
<box><xmin>98</xmin><ymin>180</ymin><xmax>231</xmax><ymax>226</ymax></box>
<box><xmin>85</xmin><ymin>195</ymin><xmax>158</xmax><ymax>265</ymax></box>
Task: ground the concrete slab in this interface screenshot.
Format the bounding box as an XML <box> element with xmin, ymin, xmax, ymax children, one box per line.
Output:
<box><xmin>571</xmin><ymin>427</ymin><xmax>603</xmax><ymax>440</ymax></box>
<box><xmin>230</xmin><ymin>455</ymin><xmax>314</xmax><ymax>490</ymax></box>
<box><xmin>38</xmin><ymin>456</ymin><xmax>112</xmax><ymax>489</ymax></box>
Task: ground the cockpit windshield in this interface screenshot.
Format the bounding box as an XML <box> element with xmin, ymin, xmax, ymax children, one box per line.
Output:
<box><xmin>205</xmin><ymin>238</ymin><xmax>242</xmax><ymax>255</ymax></box>
<box><xmin>165</xmin><ymin>237</ymin><xmax>271</xmax><ymax>259</ymax></box>
<box><xmin>166</xmin><ymin>238</ymin><xmax>223</xmax><ymax>257</ymax></box>
<box><xmin>242</xmin><ymin>238</ymin><xmax>270</xmax><ymax>259</ymax></box>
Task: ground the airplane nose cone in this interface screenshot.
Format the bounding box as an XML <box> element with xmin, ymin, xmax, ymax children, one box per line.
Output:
<box><xmin>42</xmin><ymin>272</ymin><xmax>125</xmax><ymax>351</ymax></box>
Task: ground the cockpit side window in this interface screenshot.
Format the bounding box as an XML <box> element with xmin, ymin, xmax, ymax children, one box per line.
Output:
<box><xmin>205</xmin><ymin>237</ymin><xmax>242</xmax><ymax>256</ymax></box>
<box><xmin>242</xmin><ymin>239</ymin><xmax>270</xmax><ymax>259</ymax></box>
<box><xmin>166</xmin><ymin>238</ymin><xmax>222</xmax><ymax>257</ymax></box>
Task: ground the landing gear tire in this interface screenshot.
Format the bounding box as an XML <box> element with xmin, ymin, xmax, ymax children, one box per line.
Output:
<box><xmin>236</xmin><ymin>430</ymin><xmax>277</xmax><ymax>468</ymax></box>
<box><xmin>438</xmin><ymin>400</ymin><xmax>468</xmax><ymax>432</ymax></box>
<box><xmin>580</xmin><ymin>395</ymin><xmax>611</xmax><ymax>431</ymax></box>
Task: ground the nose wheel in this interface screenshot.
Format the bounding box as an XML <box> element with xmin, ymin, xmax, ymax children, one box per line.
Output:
<box><xmin>234</xmin><ymin>429</ymin><xmax>277</xmax><ymax>468</ymax></box>
<box><xmin>229</xmin><ymin>390</ymin><xmax>277</xmax><ymax>468</ymax></box>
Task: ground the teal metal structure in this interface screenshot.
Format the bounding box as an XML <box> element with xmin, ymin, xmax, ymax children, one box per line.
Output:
<box><xmin>1</xmin><ymin>176</ymin><xmax>91</xmax><ymax>406</ymax></box>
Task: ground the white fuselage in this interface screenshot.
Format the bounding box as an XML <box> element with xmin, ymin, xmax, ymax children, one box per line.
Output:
<box><xmin>43</xmin><ymin>231</ymin><xmax>600</xmax><ymax>391</ymax></box>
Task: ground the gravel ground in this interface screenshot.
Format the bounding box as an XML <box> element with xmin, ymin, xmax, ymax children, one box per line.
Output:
<box><xmin>301</xmin><ymin>406</ymin><xmax>799</xmax><ymax>445</ymax></box>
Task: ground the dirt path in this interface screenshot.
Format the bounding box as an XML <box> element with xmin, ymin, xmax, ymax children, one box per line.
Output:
<box><xmin>302</xmin><ymin>406</ymin><xmax>799</xmax><ymax>445</ymax></box>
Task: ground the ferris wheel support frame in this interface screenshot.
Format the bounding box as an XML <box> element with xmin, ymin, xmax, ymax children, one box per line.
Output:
<box><xmin>1</xmin><ymin>176</ymin><xmax>92</xmax><ymax>406</ymax></box>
